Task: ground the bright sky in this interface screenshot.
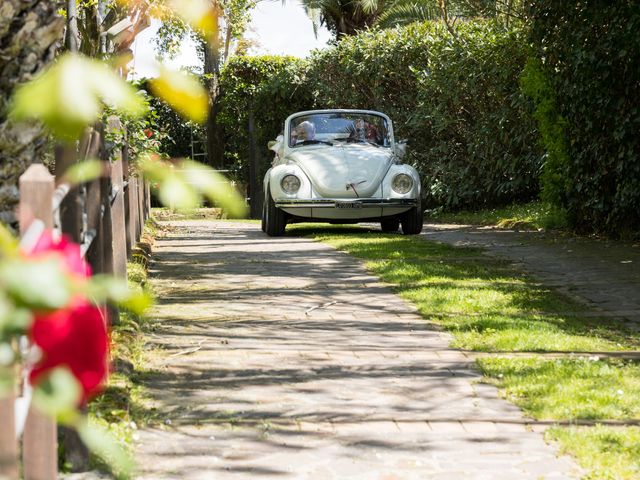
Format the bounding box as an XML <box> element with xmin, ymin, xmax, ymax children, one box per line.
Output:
<box><xmin>131</xmin><ymin>1</ymin><xmax>331</xmax><ymax>78</ymax></box>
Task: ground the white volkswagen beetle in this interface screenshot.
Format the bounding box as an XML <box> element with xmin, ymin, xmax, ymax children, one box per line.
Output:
<box><xmin>262</xmin><ymin>109</ymin><xmax>423</xmax><ymax>236</ymax></box>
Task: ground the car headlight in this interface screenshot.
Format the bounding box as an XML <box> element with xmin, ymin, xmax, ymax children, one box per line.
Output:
<box><xmin>391</xmin><ymin>173</ymin><xmax>413</xmax><ymax>194</ymax></box>
<box><xmin>281</xmin><ymin>174</ymin><xmax>301</xmax><ymax>194</ymax></box>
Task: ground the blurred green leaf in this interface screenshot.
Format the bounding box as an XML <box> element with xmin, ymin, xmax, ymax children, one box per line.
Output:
<box><xmin>77</xmin><ymin>419</ymin><xmax>134</xmax><ymax>479</ymax></box>
<box><xmin>119</xmin><ymin>288</ymin><xmax>153</xmax><ymax>315</ymax></box>
<box><xmin>138</xmin><ymin>155</ymin><xmax>171</xmax><ymax>181</ymax></box>
<box><xmin>169</xmin><ymin>0</ymin><xmax>218</xmax><ymax>42</ymax></box>
<box><xmin>0</xmin><ymin>223</ymin><xmax>19</xmax><ymax>258</ymax></box>
<box><xmin>0</xmin><ymin>258</ymin><xmax>71</xmax><ymax>310</ymax></box>
<box><xmin>88</xmin><ymin>275</ymin><xmax>153</xmax><ymax>315</ymax></box>
<box><xmin>0</xmin><ymin>368</ymin><xmax>13</xmax><ymax>397</ymax></box>
<box><xmin>159</xmin><ymin>175</ymin><xmax>202</xmax><ymax>210</ymax></box>
<box><xmin>140</xmin><ymin>157</ymin><xmax>246</xmax><ymax>215</ymax></box>
<box><xmin>181</xmin><ymin>161</ymin><xmax>247</xmax><ymax>218</ymax></box>
<box><xmin>0</xmin><ymin>342</ymin><xmax>14</xmax><ymax>367</ymax></box>
<box><xmin>33</xmin><ymin>367</ymin><xmax>82</xmax><ymax>420</ymax></box>
<box><xmin>10</xmin><ymin>53</ymin><xmax>146</xmax><ymax>141</ymax></box>
<box><xmin>139</xmin><ymin>155</ymin><xmax>201</xmax><ymax>209</ymax></box>
<box><xmin>0</xmin><ymin>302</ymin><xmax>33</xmax><ymax>338</ymax></box>
<box><xmin>0</xmin><ymin>293</ymin><xmax>10</xmax><ymax>333</ymax></box>
<box><xmin>63</xmin><ymin>159</ymin><xmax>104</xmax><ymax>185</ymax></box>
<box><xmin>0</xmin><ymin>293</ymin><xmax>31</xmax><ymax>344</ymax></box>
<box><xmin>150</xmin><ymin>67</ymin><xmax>208</xmax><ymax>123</ymax></box>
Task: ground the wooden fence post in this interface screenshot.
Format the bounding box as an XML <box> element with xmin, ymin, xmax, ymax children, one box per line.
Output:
<box><xmin>107</xmin><ymin>117</ymin><xmax>127</xmax><ymax>279</ymax></box>
<box><xmin>122</xmin><ymin>147</ymin><xmax>133</xmax><ymax>259</ymax></box>
<box><xmin>85</xmin><ymin>175</ymin><xmax>104</xmax><ymax>275</ymax></box>
<box><xmin>0</xmin><ymin>395</ymin><xmax>19</xmax><ymax>479</ymax></box>
<box><xmin>137</xmin><ymin>174</ymin><xmax>145</xmax><ymax>235</ymax></box>
<box><xmin>100</xmin><ymin>160</ymin><xmax>114</xmax><ymax>277</ymax></box>
<box><xmin>111</xmin><ymin>158</ymin><xmax>127</xmax><ymax>279</ymax></box>
<box><xmin>145</xmin><ymin>180</ymin><xmax>151</xmax><ymax>220</ymax></box>
<box><xmin>55</xmin><ymin>145</ymin><xmax>82</xmax><ymax>243</ymax></box>
<box><xmin>54</xmin><ymin>142</ymin><xmax>87</xmax><ymax>473</ymax></box>
<box><xmin>128</xmin><ymin>177</ymin><xmax>139</xmax><ymax>253</ymax></box>
<box><xmin>19</xmin><ymin>164</ymin><xmax>57</xmax><ymax>480</ymax></box>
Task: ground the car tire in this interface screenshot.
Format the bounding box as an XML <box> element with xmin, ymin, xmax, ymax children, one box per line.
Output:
<box><xmin>261</xmin><ymin>198</ymin><xmax>267</xmax><ymax>232</ymax></box>
<box><xmin>264</xmin><ymin>187</ymin><xmax>287</xmax><ymax>237</ymax></box>
<box><xmin>380</xmin><ymin>218</ymin><xmax>400</xmax><ymax>232</ymax></box>
<box><xmin>401</xmin><ymin>198</ymin><xmax>424</xmax><ymax>235</ymax></box>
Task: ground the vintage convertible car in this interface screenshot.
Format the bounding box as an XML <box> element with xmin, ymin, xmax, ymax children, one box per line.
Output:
<box><xmin>261</xmin><ymin>109</ymin><xmax>423</xmax><ymax>236</ymax></box>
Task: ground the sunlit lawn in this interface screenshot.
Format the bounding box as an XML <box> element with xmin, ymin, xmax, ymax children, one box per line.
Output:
<box><xmin>288</xmin><ymin>223</ymin><xmax>640</xmax><ymax>479</ymax></box>
<box><xmin>547</xmin><ymin>426</ymin><xmax>640</xmax><ymax>480</ymax></box>
<box><xmin>479</xmin><ymin>357</ymin><xmax>640</xmax><ymax>420</ymax></box>
<box><xmin>428</xmin><ymin>200</ymin><xmax>568</xmax><ymax>230</ymax></box>
<box><xmin>88</xmin><ymin>220</ymin><xmax>158</xmax><ymax>476</ymax></box>
<box><xmin>290</xmin><ymin>224</ymin><xmax>637</xmax><ymax>353</ymax></box>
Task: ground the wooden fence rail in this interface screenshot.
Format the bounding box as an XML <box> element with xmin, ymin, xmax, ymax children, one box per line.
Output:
<box><xmin>0</xmin><ymin>117</ymin><xmax>150</xmax><ymax>480</ymax></box>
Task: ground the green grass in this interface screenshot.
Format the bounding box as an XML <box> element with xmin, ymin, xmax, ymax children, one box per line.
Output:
<box><xmin>152</xmin><ymin>207</ymin><xmax>260</xmax><ymax>223</ymax></box>
<box><xmin>152</xmin><ymin>207</ymin><xmax>227</xmax><ymax>221</ymax></box>
<box><xmin>88</xmin><ymin>218</ymin><xmax>159</xmax><ymax>477</ymax></box>
<box><xmin>290</xmin><ymin>225</ymin><xmax>637</xmax><ymax>353</ymax></box>
<box><xmin>288</xmin><ymin>224</ymin><xmax>640</xmax><ymax>479</ymax></box>
<box><xmin>428</xmin><ymin>200</ymin><xmax>568</xmax><ymax>230</ymax></box>
<box><xmin>479</xmin><ymin>357</ymin><xmax>640</xmax><ymax>420</ymax></box>
<box><xmin>547</xmin><ymin>426</ymin><xmax>640</xmax><ymax>480</ymax></box>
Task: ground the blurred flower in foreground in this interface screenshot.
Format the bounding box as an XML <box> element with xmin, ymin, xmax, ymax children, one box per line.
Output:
<box><xmin>25</xmin><ymin>231</ymin><xmax>108</xmax><ymax>404</ymax></box>
<box><xmin>30</xmin><ymin>231</ymin><xmax>92</xmax><ymax>278</ymax></box>
<box><xmin>30</xmin><ymin>299</ymin><xmax>109</xmax><ymax>404</ymax></box>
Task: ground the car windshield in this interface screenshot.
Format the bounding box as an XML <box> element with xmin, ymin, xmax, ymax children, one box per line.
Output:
<box><xmin>288</xmin><ymin>113</ymin><xmax>390</xmax><ymax>148</ymax></box>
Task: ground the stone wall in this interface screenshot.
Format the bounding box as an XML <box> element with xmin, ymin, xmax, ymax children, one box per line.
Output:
<box><xmin>0</xmin><ymin>1</ymin><xmax>63</xmax><ymax>224</ymax></box>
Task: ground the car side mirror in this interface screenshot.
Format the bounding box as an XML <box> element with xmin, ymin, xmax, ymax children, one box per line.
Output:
<box><xmin>267</xmin><ymin>140</ymin><xmax>277</xmax><ymax>149</ymax></box>
<box><xmin>395</xmin><ymin>139</ymin><xmax>408</xmax><ymax>159</ymax></box>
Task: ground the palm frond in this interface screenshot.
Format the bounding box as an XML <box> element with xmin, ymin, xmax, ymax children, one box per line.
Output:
<box><xmin>377</xmin><ymin>0</ymin><xmax>440</xmax><ymax>28</ymax></box>
<box><xmin>359</xmin><ymin>0</ymin><xmax>382</xmax><ymax>15</ymax></box>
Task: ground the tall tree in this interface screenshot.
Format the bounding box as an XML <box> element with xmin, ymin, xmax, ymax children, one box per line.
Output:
<box><xmin>156</xmin><ymin>0</ymin><xmax>255</xmax><ymax>168</ymax></box>
<box><xmin>0</xmin><ymin>1</ymin><xmax>64</xmax><ymax>225</ymax></box>
<box><xmin>301</xmin><ymin>0</ymin><xmax>386</xmax><ymax>37</ymax></box>
<box><xmin>301</xmin><ymin>0</ymin><xmax>525</xmax><ymax>37</ymax></box>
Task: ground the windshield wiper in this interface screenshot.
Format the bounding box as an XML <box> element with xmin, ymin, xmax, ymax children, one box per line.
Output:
<box><xmin>294</xmin><ymin>139</ymin><xmax>334</xmax><ymax>147</ymax></box>
<box><xmin>338</xmin><ymin>138</ymin><xmax>382</xmax><ymax>148</ymax></box>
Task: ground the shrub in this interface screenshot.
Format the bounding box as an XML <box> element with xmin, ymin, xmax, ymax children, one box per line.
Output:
<box><xmin>309</xmin><ymin>22</ymin><xmax>541</xmax><ymax>208</ymax></box>
<box><xmin>221</xmin><ymin>22</ymin><xmax>539</xmax><ymax>209</ymax></box>
<box><xmin>527</xmin><ymin>1</ymin><xmax>640</xmax><ymax>235</ymax></box>
<box><xmin>219</xmin><ymin>56</ymin><xmax>312</xmax><ymax>182</ymax></box>
<box><xmin>410</xmin><ymin>22</ymin><xmax>541</xmax><ymax>208</ymax></box>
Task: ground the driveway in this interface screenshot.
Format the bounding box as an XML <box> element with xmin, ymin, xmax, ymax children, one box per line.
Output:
<box><xmin>135</xmin><ymin>220</ymin><xmax>580</xmax><ymax>479</ymax></box>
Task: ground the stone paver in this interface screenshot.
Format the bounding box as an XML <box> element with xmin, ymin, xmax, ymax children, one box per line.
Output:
<box><xmin>422</xmin><ymin>224</ymin><xmax>640</xmax><ymax>325</ymax></box>
<box><xmin>135</xmin><ymin>220</ymin><xmax>581</xmax><ymax>479</ymax></box>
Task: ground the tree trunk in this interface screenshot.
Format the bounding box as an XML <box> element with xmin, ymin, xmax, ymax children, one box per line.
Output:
<box><xmin>203</xmin><ymin>41</ymin><xmax>225</xmax><ymax>169</ymax></box>
<box><xmin>0</xmin><ymin>1</ymin><xmax>64</xmax><ymax>225</ymax></box>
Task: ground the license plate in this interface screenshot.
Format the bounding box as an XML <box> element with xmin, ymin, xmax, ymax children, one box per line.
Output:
<box><xmin>335</xmin><ymin>202</ymin><xmax>362</xmax><ymax>209</ymax></box>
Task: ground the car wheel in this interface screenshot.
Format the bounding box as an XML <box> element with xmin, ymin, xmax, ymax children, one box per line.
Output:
<box><xmin>380</xmin><ymin>218</ymin><xmax>400</xmax><ymax>232</ymax></box>
<box><xmin>264</xmin><ymin>187</ymin><xmax>287</xmax><ymax>237</ymax></box>
<box><xmin>261</xmin><ymin>198</ymin><xmax>267</xmax><ymax>232</ymax></box>
<box><xmin>401</xmin><ymin>198</ymin><xmax>424</xmax><ymax>235</ymax></box>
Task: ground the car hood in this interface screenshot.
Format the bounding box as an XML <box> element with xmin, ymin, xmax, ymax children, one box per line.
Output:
<box><xmin>286</xmin><ymin>144</ymin><xmax>393</xmax><ymax>198</ymax></box>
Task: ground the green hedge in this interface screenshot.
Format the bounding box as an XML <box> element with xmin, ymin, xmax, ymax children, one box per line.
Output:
<box><xmin>219</xmin><ymin>55</ymin><xmax>312</xmax><ymax>182</ymax></box>
<box><xmin>408</xmin><ymin>23</ymin><xmax>541</xmax><ymax>207</ymax></box>
<box><xmin>220</xmin><ymin>22</ymin><xmax>540</xmax><ymax>209</ymax></box>
<box><xmin>528</xmin><ymin>1</ymin><xmax>640</xmax><ymax>235</ymax></box>
<box><xmin>308</xmin><ymin>22</ymin><xmax>541</xmax><ymax>208</ymax></box>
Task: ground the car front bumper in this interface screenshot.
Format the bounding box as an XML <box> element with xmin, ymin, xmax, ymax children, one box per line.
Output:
<box><xmin>275</xmin><ymin>198</ymin><xmax>417</xmax><ymax>209</ymax></box>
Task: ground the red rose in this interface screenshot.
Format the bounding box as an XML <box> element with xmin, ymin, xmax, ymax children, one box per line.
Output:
<box><xmin>30</xmin><ymin>231</ymin><xmax>91</xmax><ymax>278</ymax></box>
<box><xmin>29</xmin><ymin>299</ymin><xmax>109</xmax><ymax>403</ymax></box>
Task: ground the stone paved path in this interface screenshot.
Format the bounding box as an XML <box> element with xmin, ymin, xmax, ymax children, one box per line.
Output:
<box><xmin>422</xmin><ymin>224</ymin><xmax>640</xmax><ymax>325</ymax></box>
<box><xmin>135</xmin><ymin>220</ymin><xmax>580</xmax><ymax>479</ymax></box>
